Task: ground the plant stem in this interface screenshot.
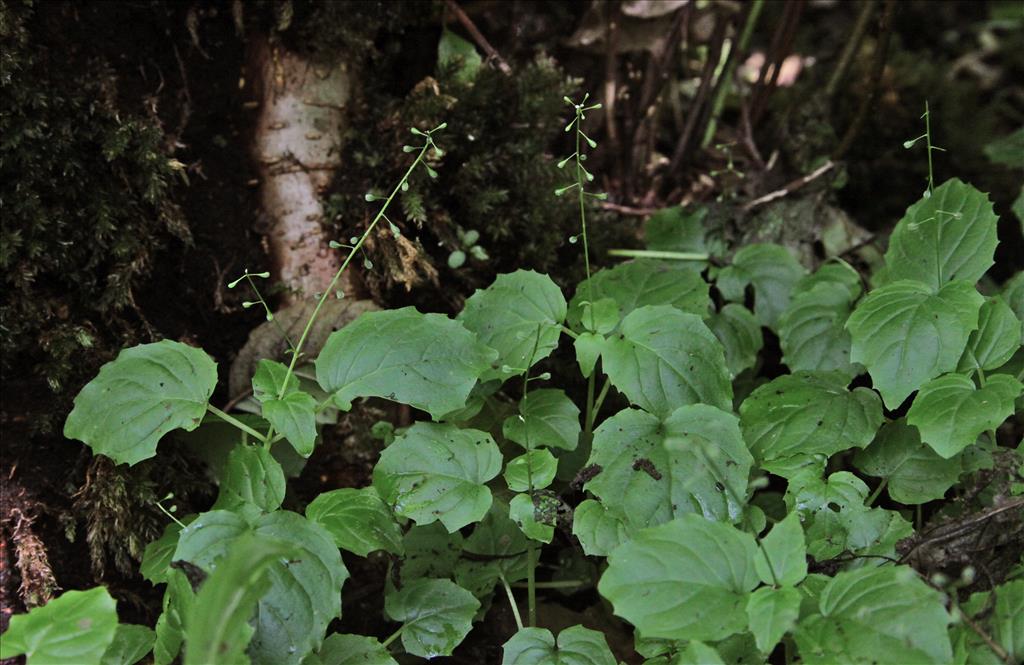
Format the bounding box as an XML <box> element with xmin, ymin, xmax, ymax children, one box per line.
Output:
<box><xmin>206</xmin><ymin>404</ymin><xmax>267</xmax><ymax>442</ymax></box>
<box><xmin>866</xmin><ymin>477</ymin><xmax>888</xmax><ymax>506</ymax></box>
<box><xmin>526</xmin><ymin>540</ymin><xmax>537</xmax><ymax>627</ymax></box>
<box><xmin>500</xmin><ymin>576</ymin><xmax>524</xmax><ymax>631</ymax></box>
<box><xmin>924</xmin><ymin>100</ymin><xmax>935</xmax><ymax>193</ymax></box>
<box><xmin>701</xmin><ymin>0</ymin><xmax>764</xmax><ymax>149</ymax></box>
<box><xmin>260</xmin><ymin>130</ymin><xmax>440</xmax><ymax>445</ymax></box>
<box><xmin>381</xmin><ymin>626</ymin><xmax>404</xmax><ymax>649</ymax></box>
<box><xmin>276</xmin><ymin>140</ymin><xmax>435</xmax><ymax>401</ymax></box>
<box><xmin>512</xmin><ymin>580</ymin><xmax>587</xmax><ymax>589</ymax></box>
<box><xmin>591</xmin><ymin>376</ymin><xmax>612</xmax><ymax>423</ymax></box>
<box><xmin>606</xmin><ymin>248</ymin><xmax>709</xmax><ymax>261</ymax></box>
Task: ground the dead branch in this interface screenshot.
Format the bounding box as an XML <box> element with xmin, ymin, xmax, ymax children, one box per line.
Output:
<box><xmin>444</xmin><ymin>0</ymin><xmax>512</xmax><ymax>75</ymax></box>
<box><xmin>741</xmin><ymin>160</ymin><xmax>834</xmax><ymax>212</ymax></box>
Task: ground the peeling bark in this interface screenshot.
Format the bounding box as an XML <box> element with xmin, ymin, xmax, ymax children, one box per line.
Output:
<box><xmin>250</xmin><ymin>36</ymin><xmax>352</xmax><ymax>305</ymax></box>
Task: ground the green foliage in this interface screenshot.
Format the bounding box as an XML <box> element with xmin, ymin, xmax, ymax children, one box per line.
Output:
<box><xmin>502</xmin><ymin>625</ymin><xmax>617</xmax><ymax>665</ymax></box>
<box><xmin>0</xmin><ymin>587</ymin><xmax>118</xmax><ymax>664</ymax></box>
<box><xmin>64</xmin><ymin>341</ymin><xmax>217</xmax><ymax>466</ymax></box>
<box><xmin>383</xmin><ymin>579</ymin><xmax>479</xmax><ymax>659</ymax></box>
<box><xmin>54</xmin><ymin>104</ymin><xmax>1023</xmax><ymax>665</ymax></box>
<box><xmin>316</xmin><ymin>307</ymin><xmax>496</xmax><ymax>418</ymax></box>
<box><xmin>373</xmin><ymin>422</ymin><xmax>502</xmax><ymax>532</ymax></box>
<box><xmin>183</xmin><ymin>536</ymin><xmax>292</xmax><ymax>665</ymax></box>
<box><xmin>305</xmin><ymin>487</ymin><xmax>404</xmax><ymax>557</ymax></box>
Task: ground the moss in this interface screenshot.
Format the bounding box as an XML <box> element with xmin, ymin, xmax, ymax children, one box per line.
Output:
<box><xmin>0</xmin><ymin>0</ymin><xmax>188</xmax><ymax>409</ymax></box>
<box><xmin>329</xmin><ymin>49</ymin><xmax>592</xmax><ymax>306</ymax></box>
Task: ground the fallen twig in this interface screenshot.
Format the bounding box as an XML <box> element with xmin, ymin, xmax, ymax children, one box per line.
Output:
<box><xmin>444</xmin><ymin>0</ymin><xmax>512</xmax><ymax>75</ymax></box>
<box><xmin>741</xmin><ymin>160</ymin><xmax>834</xmax><ymax>212</ymax></box>
<box><xmin>599</xmin><ymin>201</ymin><xmax>660</xmax><ymax>216</ymax></box>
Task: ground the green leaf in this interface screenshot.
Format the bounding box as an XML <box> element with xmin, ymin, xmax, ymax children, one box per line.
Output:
<box><xmin>580</xmin><ymin>297</ymin><xmax>620</xmax><ymax>334</ymax></box>
<box><xmin>504</xmin><ymin>449</ymin><xmax>558</xmax><ymax>491</ymax></box>
<box><xmin>65</xmin><ymin>340</ymin><xmax>217</xmax><ymax>465</ymax></box>
<box><xmin>778</xmin><ymin>282</ymin><xmax>859</xmax><ymax>379</ymax></box>
<box><xmin>598</xmin><ymin>514</ymin><xmax>759</xmax><ymax>641</ymax></box>
<box><xmin>509</xmin><ymin>492</ymin><xmax>557</xmax><ymax>543</ymax></box>
<box><xmin>739</xmin><ymin>371</ymin><xmax>882</xmax><ymax>463</ymax></box>
<box><xmin>437</xmin><ymin>28</ymin><xmax>481</xmax><ymax>84</ymax></box>
<box><xmin>215</xmin><ymin>444</ymin><xmax>286</xmax><ymax>514</ymax></box>
<box><xmin>754</xmin><ymin>512</ymin><xmax>807</xmax><ymax>587</ymax></box>
<box><xmin>141</xmin><ymin>520</ymin><xmax>188</xmax><ymax>585</ymax></box>
<box><xmin>262</xmin><ymin>390</ymin><xmax>318</xmax><ymax>457</ymax></box>
<box><xmin>993</xmin><ymin>580</ymin><xmax>1024</xmax><ymax>662</ymax></box>
<box><xmin>847</xmin><ymin>279</ymin><xmax>983</xmax><ymax>408</ymax></box>
<box><xmin>746</xmin><ymin>586</ymin><xmax>800</xmax><ymax>654</ymax></box>
<box><xmin>885</xmin><ymin>178</ymin><xmax>998</xmax><ymax>291</ymax></box>
<box><xmin>153</xmin><ymin>571</ymin><xmax>194</xmax><ymax>665</ymax></box>
<box><xmin>1004</xmin><ymin>272</ymin><xmax>1024</xmax><ymax>323</ymax></box>
<box><xmin>400</xmin><ymin>523</ymin><xmax>464</xmax><ymax>582</ymax></box>
<box><xmin>184</xmin><ymin>535</ymin><xmax>292</xmax><ymax>665</ymax></box>
<box><xmin>792</xmin><ymin>261</ymin><xmax>863</xmax><ymax>301</ymax></box>
<box><xmin>503</xmin><ymin>389</ymin><xmax>581</xmax><ymax>451</ymax></box>
<box><xmin>0</xmin><ymin>587</ymin><xmax>118</xmax><ymax>664</ymax></box>
<box><xmin>984</xmin><ymin>128</ymin><xmax>1024</xmax><ymax>168</ymax></box>
<box><xmin>384</xmin><ymin>579</ymin><xmax>479</xmax><ymax>659</ymax></box>
<box><xmin>707</xmin><ymin>304</ymin><xmax>763</xmax><ymax>378</ymax></box>
<box><xmin>100</xmin><ymin>625</ymin><xmax>155</xmax><ymax>665</ymax></box>
<box><xmin>306</xmin><ymin>487</ymin><xmax>404</xmax><ymax>557</ymax></box>
<box><xmin>958</xmin><ymin>296</ymin><xmax>1023</xmax><ymax>372</ymax></box>
<box><xmin>568</xmin><ymin>260</ymin><xmax>711</xmax><ymax>329</ymax></box>
<box><xmin>316</xmin><ymin>307</ymin><xmax>497</xmax><ymax>419</ymax></box>
<box><xmin>373</xmin><ymin>422</ymin><xmax>501</xmax><ymax>532</ymax></box>
<box><xmin>583</xmin><ymin>406</ymin><xmax>753</xmax><ymax>536</ymax></box>
<box><xmin>313</xmin><ymin>634</ymin><xmax>397</xmax><ymax>665</ymax></box>
<box><xmin>794</xmin><ymin>566</ymin><xmax>952</xmax><ymax>664</ymax></box>
<box><xmin>645</xmin><ymin>206</ymin><xmax>711</xmax><ymax>255</ymax></box>
<box><xmin>501</xmin><ymin>625</ymin><xmax>617</xmax><ymax>665</ymax></box>
<box><xmin>602</xmin><ymin>306</ymin><xmax>732</xmax><ymax>417</ymax></box>
<box><xmin>571</xmin><ymin>499</ymin><xmax>629</xmax><ymax>557</ymax></box>
<box><xmin>454</xmin><ymin>501</ymin><xmax>529</xmax><ymax>597</ymax></box>
<box><xmin>786</xmin><ymin>470</ymin><xmax>912</xmax><ymax>561</ymax></box>
<box><xmin>907</xmin><ymin>373</ymin><xmax>1023</xmax><ymax>458</ymax></box>
<box><xmin>252</xmin><ymin>359</ymin><xmax>299</xmax><ymax>401</ymax></box>
<box><xmin>716</xmin><ymin>244</ymin><xmax>806</xmax><ymax>329</ymax></box>
<box><xmin>174</xmin><ymin>510</ymin><xmax>348</xmax><ymax>665</ymax></box>
<box><xmin>853</xmin><ymin>419</ymin><xmax>962</xmax><ymax>503</ymax></box>
<box><xmin>457</xmin><ymin>270</ymin><xmax>567</xmax><ymax>381</ymax></box>
<box><xmin>573</xmin><ymin>332</ymin><xmax>605</xmax><ymax>378</ymax></box>
<box><xmin>672</xmin><ymin>642</ymin><xmax>727</xmax><ymax>665</ymax></box>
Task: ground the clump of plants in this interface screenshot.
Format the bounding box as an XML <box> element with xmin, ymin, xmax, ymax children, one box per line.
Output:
<box><xmin>6</xmin><ymin>94</ymin><xmax>1022</xmax><ymax>665</ymax></box>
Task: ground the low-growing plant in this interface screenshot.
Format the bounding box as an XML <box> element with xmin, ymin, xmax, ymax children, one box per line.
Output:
<box><xmin>6</xmin><ymin>98</ymin><xmax>1023</xmax><ymax>665</ymax></box>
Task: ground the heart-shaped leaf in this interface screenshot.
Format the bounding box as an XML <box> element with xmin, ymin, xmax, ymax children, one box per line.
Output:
<box><xmin>384</xmin><ymin>579</ymin><xmax>478</xmax><ymax>659</ymax></box>
<box><xmin>373</xmin><ymin>422</ymin><xmax>501</xmax><ymax>532</ymax></box>
<box><xmin>306</xmin><ymin>487</ymin><xmax>404</xmax><ymax>557</ymax></box>
<box><xmin>739</xmin><ymin>371</ymin><xmax>882</xmax><ymax>464</ymax></box>
<box><xmin>847</xmin><ymin>279</ymin><xmax>983</xmax><ymax>408</ymax></box>
<box><xmin>316</xmin><ymin>307</ymin><xmax>497</xmax><ymax>419</ymax></box>
<box><xmin>457</xmin><ymin>270</ymin><xmax>566</xmax><ymax>380</ymax></box>
<box><xmin>907</xmin><ymin>373</ymin><xmax>1022</xmax><ymax>458</ymax></box>
<box><xmin>65</xmin><ymin>340</ymin><xmax>217</xmax><ymax>465</ymax></box>
<box><xmin>602</xmin><ymin>306</ymin><xmax>732</xmax><ymax>417</ymax></box>
<box><xmin>501</xmin><ymin>625</ymin><xmax>617</xmax><ymax>665</ymax></box>
<box><xmin>885</xmin><ymin>178</ymin><xmax>998</xmax><ymax>292</ymax></box>
<box><xmin>598</xmin><ymin>514</ymin><xmax>759</xmax><ymax>641</ymax></box>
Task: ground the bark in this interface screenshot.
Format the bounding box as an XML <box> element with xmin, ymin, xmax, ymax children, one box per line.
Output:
<box><xmin>250</xmin><ymin>36</ymin><xmax>353</xmax><ymax>305</ymax></box>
